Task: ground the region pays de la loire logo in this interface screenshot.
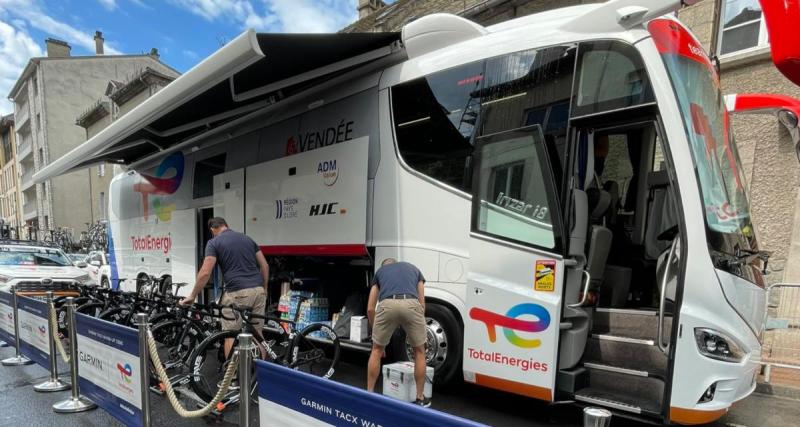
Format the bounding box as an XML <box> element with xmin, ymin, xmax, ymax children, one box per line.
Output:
<box><xmin>117</xmin><ymin>362</ymin><xmax>133</xmax><ymax>383</ymax></box>
<box><xmin>470</xmin><ymin>303</ymin><xmax>551</xmax><ymax>348</ymax></box>
<box><xmin>133</xmin><ymin>152</ymin><xmax>184</xmax><ymax>222</ymax></box>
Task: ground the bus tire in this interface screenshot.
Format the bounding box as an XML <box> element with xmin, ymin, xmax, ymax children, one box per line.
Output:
<box><xmin>390</xmin><ymin>302</ymin><xmax>463</xmax><ymax>386</ymax></box>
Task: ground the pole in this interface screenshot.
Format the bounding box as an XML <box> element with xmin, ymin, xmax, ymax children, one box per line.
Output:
<box><xmin>136</xmin><ymin>313</ymin><xmax>151</xmax><ymax>427</ymax></box>
<box><xmin>583</xmin><ymin>407</ymin><xmax>612</xmax><ymax>427</ymax></box>
<box><xmin>53</xmin><ymin>297</ymin><xmax>96</xmax><ymax>413</ymax></box>
<box><xmin>238</xmin><ymin>333</ymin><xmax>255</xmax><ymax>427</ymax></box>
<box><xmin>34</xmin><ymin>291</ymin><xmax>70</xmax><ymax>392</ymax></box>
<box><xmin>1</xmin><ymin>286</ymin><xmax>33</xmax><ymax>365</ymax></box>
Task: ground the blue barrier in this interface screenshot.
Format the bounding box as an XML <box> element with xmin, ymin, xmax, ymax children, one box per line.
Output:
<box><xmin>256</xmin><ymin>360</ymin><xmax>487</xmax><ymax>427</ymax></box>
<box><xmin>0</xmin><ymin>291</ymin><xmax>15</xmax><ymax>345</ymax></box>
<box><xmin>74</xmin><ymin>313</ymin><xmax>143</xmax><ymax>427</ymax></box>
<box><xmin>17</xmin><ymin>296</ymin><xmax>50</xmax><ymax>368</ymax></box>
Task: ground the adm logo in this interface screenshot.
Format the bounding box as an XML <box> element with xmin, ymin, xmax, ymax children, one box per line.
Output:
<box><xmin>469</xmin><ymin>303</ymin><xmax>551</xmax><ymax>348</ymax></box>
<box><xmin>317</xmin><ymin>160</ymin><xmax>339</xmax><ymax>186</ymax></box>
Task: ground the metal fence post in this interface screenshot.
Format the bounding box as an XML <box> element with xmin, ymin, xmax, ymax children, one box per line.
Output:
<box><xmin>136</xmin><ymin>313</ymin><xmax>151</xmax><ymax>427</ymax></box>
<box><xmin>53</xmin><ymin>297</ymin><xmax>97</xmax><ymax>413</ymax></box>
<box><xmin>238</xmin><ymin>333</ymin><xmax>255</xmax><ymax>427</ymax></box>
<box><xmin>583</xmin><ymin>407</ymin><xmax>612</xmax><ymax>427</ymax></box>
<box><xmin>1</xmin><ymin>287</ymin><xmax>33</xmax><ymax>366</ymax></box>
<box><xmin>34</xmin><ymin>291</ymin><xmax>70</xmax><ymax>392</ymax></box>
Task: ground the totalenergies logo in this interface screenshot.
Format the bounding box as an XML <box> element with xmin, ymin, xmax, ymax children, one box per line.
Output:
<box><xmin>133</xmin><ymin>152</ymin><xmax>184</xmax><ymax>222</ymax></box>
<box><xmin>470</xmin><ymin>303</ymin><xmax>551</xmax><ymax>348</ymax></box>
<box><xmin>117</xmin><ymin>362</ymin><xmax>133</xmax><ymax>383</ymax></box>
<box><xmin>37</xmin><ymin>325</ymin><xmax>46</xmax><ymax>335</ymax></box>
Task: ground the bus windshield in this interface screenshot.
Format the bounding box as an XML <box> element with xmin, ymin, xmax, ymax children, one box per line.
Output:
<box><xmin>649</xmin><ymin>19</ymin><xmax>757</xmax><ymax>255</ymax></box>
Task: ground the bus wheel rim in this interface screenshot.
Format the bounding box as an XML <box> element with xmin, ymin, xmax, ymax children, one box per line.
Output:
<box><xmin>406</xmin><ymin>317</ymin><xmax>448</xmax><ymax>370</ymax></box>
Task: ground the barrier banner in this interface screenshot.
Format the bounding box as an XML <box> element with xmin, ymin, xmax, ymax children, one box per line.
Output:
<box><xmin>0</xmin><ymin>291</ymin><xmax>15</xmax><ymax>345</ymax></box>
<box><xmin>75</xmin><ymin>313</ymin><xmax>142</xmax><ymax>427</ymax></box>
<box><xmin>257</xmin><ymin>360</ymin><xmax>486</xmax><ymax>427</ymax></box>
<box><xmin>17</xmin><ymin>296</ymin><xmax>50</xmax><ymax>368</ymax></box>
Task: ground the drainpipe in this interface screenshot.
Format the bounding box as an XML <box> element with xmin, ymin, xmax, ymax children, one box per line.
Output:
<box><xmin>708</xmin><ymin>0</ymin><xmax>723</xmax><ymax>59</ymax></box>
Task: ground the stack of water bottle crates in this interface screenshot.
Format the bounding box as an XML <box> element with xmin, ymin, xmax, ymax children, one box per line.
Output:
<box><xmin>278</xmin><ymin>290</ymin><xmax>330</xmax><ymax>339</ymax></box>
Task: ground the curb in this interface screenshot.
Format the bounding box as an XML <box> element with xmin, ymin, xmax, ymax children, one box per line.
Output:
<box><xmin>756</xmin><ymin>382</ymin><xmax>800</xmax><ymax>400</ymax></box>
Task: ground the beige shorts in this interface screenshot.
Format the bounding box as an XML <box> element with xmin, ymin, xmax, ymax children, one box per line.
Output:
<box><xmin>219</xmin><ymin>286</ymin><xmax>266</xmax><ymax>331</ymax></box>
<box><xmin>372</xmin><ymin>298</ymin><xmax>427</xmax><ymax>348</ymax></box>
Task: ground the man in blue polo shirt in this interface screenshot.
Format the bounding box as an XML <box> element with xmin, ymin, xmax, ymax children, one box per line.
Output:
<box><xmin>180</xmin><ymin>217</ymin><xmax>269</xmax><ymax>357</ymax></box>
<box><xmin>366</xmin><ymin>258</ymin><xmax>429</xmax><ymax>407</ymax></box>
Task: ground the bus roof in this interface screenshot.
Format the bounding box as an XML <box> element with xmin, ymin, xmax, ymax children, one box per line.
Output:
<box><xmin>34</xmin><ymin>0</ymin><xmax>687</xmax><ymax>182</ymax></box>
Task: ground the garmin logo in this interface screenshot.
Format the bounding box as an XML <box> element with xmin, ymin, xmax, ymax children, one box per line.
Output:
<box><xmin>79</xmin><ymin>351</ymin><xmax>104</xmax><ymax>371</ymax></box>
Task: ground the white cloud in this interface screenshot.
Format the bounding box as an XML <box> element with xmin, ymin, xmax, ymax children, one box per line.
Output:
<box><xmin>97</xmin><ymin>0</ymin><xmax>117</xmax><ymax>11</ymax></box>
<box><xmin>0</xmin><ymin>0</ymin><xmax>123</xmax><ymax>55</ymax></box>
<box><xmin>168</xmin><ymin>0</ymin><xmax>357</xmax><ymax>32</ymax></box>
<box><xmin>182</xmin><ymin>49</ymin><xmax>198</xmax><ymax>59</ymax></box>
<box><xmin>0</xmin><ymin>20</ymin><xmax>43</xmax><ymax>114</ymax></box>
<box><xmin>267</xmin><ymin>0</ymin><xmax>357</xmax><ymax>33</ymax></box>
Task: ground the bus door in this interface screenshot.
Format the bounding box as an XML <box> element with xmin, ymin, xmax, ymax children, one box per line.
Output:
<box><xmin>463</xmin><ymin>125</ymin><xmax>567</xmax><ymax>401</ymax></box>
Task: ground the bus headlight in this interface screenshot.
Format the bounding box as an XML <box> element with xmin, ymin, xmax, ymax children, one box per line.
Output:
<box><xmin>694</xmin><ymin>328</ymin><xmax>745</xmax><ymax>363</ymax></box>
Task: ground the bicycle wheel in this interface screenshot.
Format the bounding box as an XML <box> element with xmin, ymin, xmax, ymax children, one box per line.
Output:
<box><xmin>290</xmin><ymin>322</ymin><xmax>340</xmax><ymax>379</ymax></box>
<box><xmin>150</xmin><ymin>320</ymin><xmax>202</xmax><ymax>377</ymax></box>
<box><xmin>98</xmin><ymin>307</ymin><xmax>130</xmax><ymax>325</ymax></box>
<box><xmin>187</xmin><ymin>330</ymin><xmax>253</xmax><ymax>404</ymax></box>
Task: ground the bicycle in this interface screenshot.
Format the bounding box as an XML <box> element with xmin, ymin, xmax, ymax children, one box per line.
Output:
<box><xmin>186</xmin><ymin>299</ymin><xmax>340</xmax><ymax>404</ymax></box>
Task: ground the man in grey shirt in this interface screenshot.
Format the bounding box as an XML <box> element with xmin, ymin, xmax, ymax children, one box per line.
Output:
<box><xmin>366</xmin><ymin>258</ymin><xmax>429</xmax><ymax>406</ymax></box>
<box><xmin>180</xmin><ymin>217</ymin><xmax>269</xmax><ymax>357</ymax></box>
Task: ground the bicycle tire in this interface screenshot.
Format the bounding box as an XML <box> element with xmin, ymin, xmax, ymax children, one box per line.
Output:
<box><xmin>150</xmin><ymin>320</ymin><xmax>203</xmax><ymax>378</ymax></box>
<box><xmin>187</xmin><ymin>329</ymin><xmax>242</xmax><ymax>404</ymax></box>
<box><xmin>76</xmin><ymin>302</ymin><xmax>105</xmax><ymax>318</ymax></box>
<box><xmin>98</xmin><ymin>307</ymin><xmax>129</xmax><ymax>325</ymax></box>
<box><xmin>290</xmin><ymin>322</ymin><xmax>340</xmax><ymax>379</ymax></box>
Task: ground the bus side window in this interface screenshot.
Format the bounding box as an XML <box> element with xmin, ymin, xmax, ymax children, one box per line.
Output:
<box><xmin>572</xmin><ymin>41</ymin><xmax>655</xmax><ymax>117</ymax></box>
<box><xmin>391</xmin><ymin>61</ymin><xmax>485</xmax><ymax>193</ymax></box>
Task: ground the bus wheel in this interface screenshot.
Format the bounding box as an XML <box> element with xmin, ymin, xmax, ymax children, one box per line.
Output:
<box><xmin>393</xmin><ymin>303</ymin><xmax>462</xmax><ymax>385</ymax></box>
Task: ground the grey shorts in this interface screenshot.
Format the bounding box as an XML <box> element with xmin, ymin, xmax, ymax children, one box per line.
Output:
<box><xmin>372</xmin><ymin>298</ymin><xmax>427</xmax><ymax>348</ymax></box>
<box><xmin>219</xmin><ymin>287</ymin><xmax>266</xmax><ymax>331</ymax></box>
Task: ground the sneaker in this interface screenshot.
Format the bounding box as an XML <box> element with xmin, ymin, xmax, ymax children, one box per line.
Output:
<box><xmin>413</xmin><ymin>397</ymin><xmax>431</xmax><ymax>408</ymax></box>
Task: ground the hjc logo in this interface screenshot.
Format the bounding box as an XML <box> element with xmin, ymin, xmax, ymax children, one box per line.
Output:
<box><xmin>309</xmin><ymin>202</ymin><xmax>339</xmax><ymax>216</ymax></box>
<box><xmin>469</xmin><ymin>303</ymin><xmax>551</xmax><ymax>348</ymax></box>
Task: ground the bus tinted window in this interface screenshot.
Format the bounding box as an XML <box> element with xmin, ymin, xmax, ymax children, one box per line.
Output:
<box><xmin>573</xmin><ymin>41</ymin><xmax>654</xmax><ymax>117</ymax></box>
<box><xmin>480</xmin><ymin>45</ymin><xmax>576</xmax><ymax>193</ymax></box>
<box><xmin>391</xmin><ymin>62</ymin><xmax>485</xmax><ymax>192</ymax></box>
<box><xmin>193</xmin><ymin>153</ymin><xmax>226</xmax><ymax>199</ymax></box>
<box><xmin>474</xmin><ymin>127</ymin><xmax>558</xmax><ymax>250</ymax></box>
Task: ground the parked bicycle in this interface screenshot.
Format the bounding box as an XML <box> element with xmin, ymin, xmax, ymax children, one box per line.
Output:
<box><xmin>186</xmin><ymin>299</ymin><xmax>340</xmax><ymax>404</ymax></box>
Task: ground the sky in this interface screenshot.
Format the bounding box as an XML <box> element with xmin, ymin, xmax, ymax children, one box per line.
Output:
<box><xmin>0</xmin><ymin>0</ymin><xmax>378</xmax><ymax>115</ymax></box>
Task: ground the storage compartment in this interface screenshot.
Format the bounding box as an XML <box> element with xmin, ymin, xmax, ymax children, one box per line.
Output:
<box><xmin>382</xmin><ymin>362</ymin><xmax>434</xmax><ymax>402</ymax></box>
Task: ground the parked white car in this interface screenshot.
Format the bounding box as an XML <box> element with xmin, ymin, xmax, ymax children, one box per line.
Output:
<box><xmin>85</xmin><ymin>251</ymin><xmax>112</xmax><ymax>288</ymax></box>
<box><xmin>0</xmin><ymin>242</ymin><xmax>92</xmax><ymax>293</ymax></box>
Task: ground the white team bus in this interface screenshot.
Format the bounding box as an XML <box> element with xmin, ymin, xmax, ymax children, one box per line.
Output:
<box><xmin>35</xmin><ymin>0</ymin><xmax>800</xmax><ymax>424</ymax></box>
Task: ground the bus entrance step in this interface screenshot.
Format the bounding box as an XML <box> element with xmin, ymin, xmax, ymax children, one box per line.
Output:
<box><xmin>574</xmin><ymin>387</ymin><xmax>661</xmax><ymax>416</ymax></box>
<box><xmin>592</xmin><ymin>308</ymin><xmax>672</xmax><ymax>341</ymax></box>
<box><xmin>583</xmin><ymin>334</ymin><xmax>667</xmax><ymax>375</ymax></box>
<box><xmin>575</xmin><ymin>367</ymin><xmax>664</xmax><ymax>417</ymax></box>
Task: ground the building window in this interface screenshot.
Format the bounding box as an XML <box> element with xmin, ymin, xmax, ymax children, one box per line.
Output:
<box><xmin>718</xmin><ymin>0</ymin><xmax>768</xmax><ymax>56</ymax></box>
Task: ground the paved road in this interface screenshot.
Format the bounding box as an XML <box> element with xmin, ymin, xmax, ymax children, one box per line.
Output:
<box><xmin>1</xmin><ymin>345</ymin><xmax>797</xmax><ymax>427</ymax></box>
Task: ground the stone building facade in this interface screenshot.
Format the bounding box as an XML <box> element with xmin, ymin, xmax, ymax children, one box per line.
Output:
<box><xmin>75</xmin><ymin>67</ymin><xmax>178</xmax><ymax>224</ymax></box>
<box><xmin>345</xmin><ymin>0</ymin><xmax>800</xmax><ymax>287</ymax></box>
<box><xmin>7</xmin><ymin>33</ymin><xmax>179</xmax><ymax>236</ymax></box>
<box><xmin>0</xmin><ymin>115</ymin><xmax>22</xmax><ymax>232</ymax></box>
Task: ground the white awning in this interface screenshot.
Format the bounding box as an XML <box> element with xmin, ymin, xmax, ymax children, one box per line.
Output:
<box><xmin>34</xmin><ymin>29</ymin><xmax>402</xmax><ymax>182</ymax></box>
